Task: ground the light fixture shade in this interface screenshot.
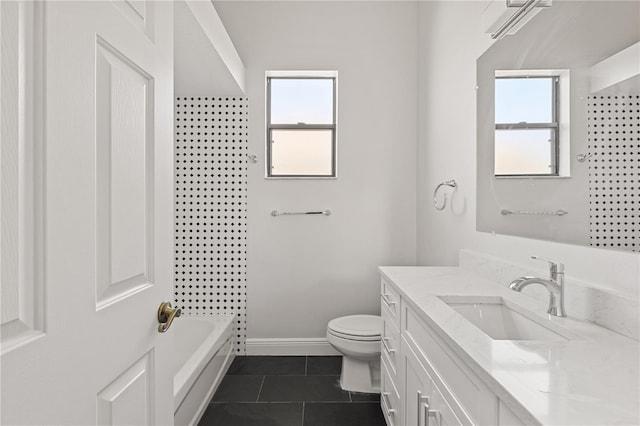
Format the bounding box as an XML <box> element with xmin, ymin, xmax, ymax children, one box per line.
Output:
<box><xmin>483</xmin><ymin>0</ymin><xmax>552</xmax><ymax>40</ymax></box>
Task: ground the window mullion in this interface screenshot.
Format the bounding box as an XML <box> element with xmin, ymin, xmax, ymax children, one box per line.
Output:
<box><xmin>551</xmin><ymin>76</ymin><xmax>560</xmax><ymax>175</ymax></box>
<box><xmin>495</xmin><ymin>122</ymin><xmax>558</xmax><ymax>130</ymax></box>
<box><xmin>268</xmin><ymin>123</ymin><xmax>335</xmax><ymax>130</ymax></box>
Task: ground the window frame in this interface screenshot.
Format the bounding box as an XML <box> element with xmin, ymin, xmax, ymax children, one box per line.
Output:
<box><xmin>266</xmin><ymin>73</ymin><xmax>337</xmax><ymax>178</ymax></box>
<box><xmin>494</xmin><ymin>74</ymin><xmax>560</xmax><ymax>177</ymax></box>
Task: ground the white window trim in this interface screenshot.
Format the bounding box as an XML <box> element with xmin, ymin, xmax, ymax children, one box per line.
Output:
<box><xmin>264</xmin><ymin>70</ymin><xmax>338</xmax><ymax>179</ymax></box>
<box><xmin>495</xmin><ymin>69</ymin><xmax>571</xmax><ymax>178</ymax></box>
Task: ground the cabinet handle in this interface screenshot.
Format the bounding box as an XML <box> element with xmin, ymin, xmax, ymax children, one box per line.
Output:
<box><xmin>382</xmin><ymin>392</ymin><xmax>396</xmax><ymax>426</ymax></box>
<box><xmin>417</xmin><ymin>391</ymin><xmax>429</xmax><ymax>426</ymax></box>
<box><xmin>427</xmin><ymin>409</ymin><xmax>440</xmax><ymax>426</ymax></box>
<box><xmin>382</xmin><ymin>338</ymin><xmax>396</xmax><ymax>355</ymax></box>
<box><xmin>382</xmin><ymin>393</ymin><xmax>396</xmax><ymax>426</ymax></box>
<box><xmin>387</xmin><ymin>409</ymin><xmax>397</xmax><ymax>426</ymax></box>
<box><xmin>382</xmin><ymin>293</ymin><xmax>396</xmax><ymax>307</ymax></box>
<box><xmin>424</xmin><ymin>400</ymin><xmax>441</xmax><ymax>426</ymax></box>
<box><xmin>382</xmin><ymin>392</ymin><xmax>392</xmax><ymax>408</ymax></box>
<box><xmin>417</xmin><ymin>391</ymin><xmax>441</xmax><ymax>426</ymax></box>
<box><xmin>425</xmin><ymin>401</ymin><xmax>431</xmax><ymax>426</ymax></box>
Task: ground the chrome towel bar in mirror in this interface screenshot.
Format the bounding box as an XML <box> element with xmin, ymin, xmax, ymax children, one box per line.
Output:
<box><xmin>271</xmin><ymin>210</ymin><xmax>331</xmax><ymax>217</ymax></box>
<box><xmin>501</xmin><ymin>209</ymin><xmax>568</xmax><ymax>216</ymax></box>
<box><xmin>433</xmin><ymin>180</ymin><xmax>457</xmax><ymax>211</ymax></box>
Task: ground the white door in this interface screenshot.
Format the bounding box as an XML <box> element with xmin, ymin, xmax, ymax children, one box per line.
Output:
<box><xmin>1</xmin><ymin>1</ymin><xmax>175</xmax><ymax>424</ymax></box>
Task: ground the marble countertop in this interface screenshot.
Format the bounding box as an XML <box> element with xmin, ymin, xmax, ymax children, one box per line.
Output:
<box><xmin>379</xmin><ymin>266</ymin><xmax>639</xmax><ymax>426</ymax></box>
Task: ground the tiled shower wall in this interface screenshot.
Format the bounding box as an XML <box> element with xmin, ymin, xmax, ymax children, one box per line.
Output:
<box><xmin>588</xmin><ymin>94</ymin><xmax>639</xmax><ymax>252</ymax></box>
<box><xmin>174</xmin><ymin>96</ymin><xmax>248</xmax><ymax>353</ymax></box>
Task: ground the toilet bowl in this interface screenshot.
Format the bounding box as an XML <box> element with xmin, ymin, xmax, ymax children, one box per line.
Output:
<box><xmin>326</xmin><ymin>314</ymin><xmax>383</xmax><ymax>393</ymax></box>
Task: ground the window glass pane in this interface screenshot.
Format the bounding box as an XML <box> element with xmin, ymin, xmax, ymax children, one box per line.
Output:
<box><xmin>270</xmin><ymin>129</ymin><xmax>333</xmax><ymax>176</ymax></box>
<box><xmin>495</xmin><ymin>77</ymin><xmax>553</xmax><ymax>123</ymax></box>
<box><xmin>495</xmin><ymin>129</ymin><xmax>554</xmax><ymax>175</ymax></box>
<box><xmin>270</xmin><ymin>79</ymin><xmax>334</xmax><ymax>124</ymax></box>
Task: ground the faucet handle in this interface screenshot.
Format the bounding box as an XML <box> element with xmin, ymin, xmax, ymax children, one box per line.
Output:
<box><xmin>531</xmin><ymin>256</ymin><xmax>565</xmax><ymax>275</ymax></box>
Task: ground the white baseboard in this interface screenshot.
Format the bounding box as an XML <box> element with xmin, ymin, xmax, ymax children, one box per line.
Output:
<box><xmin>245</xmin><ymin>338</ymin><xmax>341</xmax><ymax>356</ymax></box>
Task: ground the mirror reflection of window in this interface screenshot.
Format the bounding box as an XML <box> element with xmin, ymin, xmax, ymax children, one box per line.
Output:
<box><xmin>494</xmin><ymin>75</ymin><xmax>559</xmax><ymax>176</ymax></box>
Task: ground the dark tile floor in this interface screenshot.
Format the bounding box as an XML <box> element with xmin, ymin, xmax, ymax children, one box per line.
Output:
<box><xmin>198</xmin><ymin>356</ymin><xmax>385</xmax><ymax>426</ymax></box>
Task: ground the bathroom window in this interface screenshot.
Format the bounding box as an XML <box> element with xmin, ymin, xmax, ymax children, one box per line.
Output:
<box><xmin>494</xmin><ymin>74</ymin><xmax>561</xmax><ymax>176</ymax></box>
<box><xmin>266</xmin><ymin>71</ymin><xmax>337</xmax><ymax>178</ymax></box>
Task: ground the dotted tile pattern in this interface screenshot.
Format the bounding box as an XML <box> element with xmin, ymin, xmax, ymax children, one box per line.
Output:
<box><xmin>587</xmin><ymin>94</ymin><xmax>639</xmax><ymax>252</ymax></box>
<box><xmin>175</xmin><ymin>96</ymin><xmax>248</xmax><ymax>353</ymax></box>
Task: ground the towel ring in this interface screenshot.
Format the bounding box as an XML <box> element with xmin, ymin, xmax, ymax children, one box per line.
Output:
<box><xmin>433</xmin><ymin>180</ymin><xmax>457</xmax><ymax>211</ymax></box>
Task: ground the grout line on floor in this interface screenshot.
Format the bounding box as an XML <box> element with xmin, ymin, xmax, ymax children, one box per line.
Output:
<box><xmin>301</xmin><ymin>401</ymin><xmax>305</xmax><ymax>426</ymax></box>
<box><xmin>255</xmin><ymin>375</ymin><xmax>266</xmax><ymax>402</ymax></box>
<box><xmin>304</xmin><ymin>355</ymin><xmax>308</xmax><ymax>376</ymax></box>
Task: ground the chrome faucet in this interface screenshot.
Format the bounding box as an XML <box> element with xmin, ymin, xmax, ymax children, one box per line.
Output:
<box><xmin>508</xmin><ymin>256</ymin><xmax>567</xmax><ymax>317</ymax></box>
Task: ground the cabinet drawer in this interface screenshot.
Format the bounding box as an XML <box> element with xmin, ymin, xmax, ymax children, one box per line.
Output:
<box><xmin>403</xmin><ymin>303</ymin><xmax>496</xmax><ymax>425</ymax></box>
<box><xmin>381</xmin><ymin>278</ymin><xmax>401</xmax><ymax>326</ymax></box>
<box><xmin>381</xmin><ymin>358</ymin><xmax>400</xmax><ymax>426</ymax></box>
<box><xmin>381</xmin><ymin>305</ymin><xmax>400</xmax><ymax>378</ymax></box>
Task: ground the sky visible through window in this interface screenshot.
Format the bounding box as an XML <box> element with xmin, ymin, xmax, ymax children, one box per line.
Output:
<box><xmin>495</xmin><ymin>77</ymin><xmax>552</xmax><ymax>123</ymax></box>
<box><xmin>270</xmin><ymin>78</ymin><xmax>334</xmax><ymax>124</ymax></box>
<box><xmin>494</xmin><ymin>76</ymin><xmax>554</xmax><ymax>175</ymax></box>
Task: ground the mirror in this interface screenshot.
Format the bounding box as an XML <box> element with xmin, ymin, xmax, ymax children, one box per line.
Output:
<box><xmin>477</xmin><ymin>1</ymin><xmax>639</xmax><ymax>252</ymax></box>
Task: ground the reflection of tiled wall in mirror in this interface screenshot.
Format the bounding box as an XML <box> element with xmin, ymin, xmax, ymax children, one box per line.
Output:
<box><xmin>588</xmin><ymin>94</ymin><xmax>639</xmax><ymax>252</ymax></box>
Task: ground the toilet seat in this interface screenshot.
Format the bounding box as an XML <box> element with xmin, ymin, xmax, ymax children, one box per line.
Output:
<box><xmin>327</xmin><ymin>315</ymin><xmax>382</xmax><ymax>341</ymax></box>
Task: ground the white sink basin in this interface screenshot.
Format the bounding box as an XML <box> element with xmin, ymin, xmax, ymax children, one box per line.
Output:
<box><xmin>439</xmin><ymin>295</ymin><xmax>579</xmax><ymax>341</ymax></box>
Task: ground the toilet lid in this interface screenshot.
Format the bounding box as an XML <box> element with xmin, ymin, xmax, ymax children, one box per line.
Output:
<box><xmin>328</xmin><ymin>315</ymin><xmax>382</xmax><ymax>340</ymax></box>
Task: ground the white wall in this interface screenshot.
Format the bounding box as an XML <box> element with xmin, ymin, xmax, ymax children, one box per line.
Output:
<box><xmin>215</xmin><ymin>1</ymin><xmax>418</xmax><ymax>340</ymax></box>
<box><xmin>417</xmin><ymin>1</ymin><xmax>640</xmax><ymax>300</ymax></box>
<box><xmin>417</xmin><ymin>1</ymin><xmax>491</xmax><ymax>268</ymax></box>
<box><xmin>174</xmin><ymin>1</ymin><xmax>244</xmax><ymax>96</ymax></box>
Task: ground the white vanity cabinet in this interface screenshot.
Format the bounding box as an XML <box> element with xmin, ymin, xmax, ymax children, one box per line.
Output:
<box><xmin>380</xmin><ymin>276</ymin><xmax>527</xmax><ymax>426</ymax></box>
<box><xmin>379</xmin><ymin>266</ymin><xmax>640</xmax><ymax>426</ymax></box>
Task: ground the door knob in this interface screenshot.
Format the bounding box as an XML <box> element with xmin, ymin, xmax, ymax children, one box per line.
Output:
<box><xmin>157</xmin><ymin>301</ymin><xmax>181</xmax><ymax>333</ymax></box>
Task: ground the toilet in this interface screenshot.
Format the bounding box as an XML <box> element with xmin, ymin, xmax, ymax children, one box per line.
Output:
<box><xmin>326</xmin><ymin>314</ymin><xmax>383</xmax><ymax>393</ymax></box>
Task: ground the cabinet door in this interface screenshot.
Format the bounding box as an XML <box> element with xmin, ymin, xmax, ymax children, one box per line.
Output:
<box><xmin>403</xmin><ymin>339</ymin><xmax>464</xmax><ymax>426</ymax></box>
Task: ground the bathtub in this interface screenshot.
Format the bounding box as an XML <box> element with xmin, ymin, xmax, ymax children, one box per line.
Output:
<box><xmin>173</xmin><ymin>314</ymin><xmax>235</xmax><ymax>426</ymax></box>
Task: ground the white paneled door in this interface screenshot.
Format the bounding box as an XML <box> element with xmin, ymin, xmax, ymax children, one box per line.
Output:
<box><xmin>1</xmin><ymin>1</ymin><xmax>175</xmax><ymax>424</ymax></box>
